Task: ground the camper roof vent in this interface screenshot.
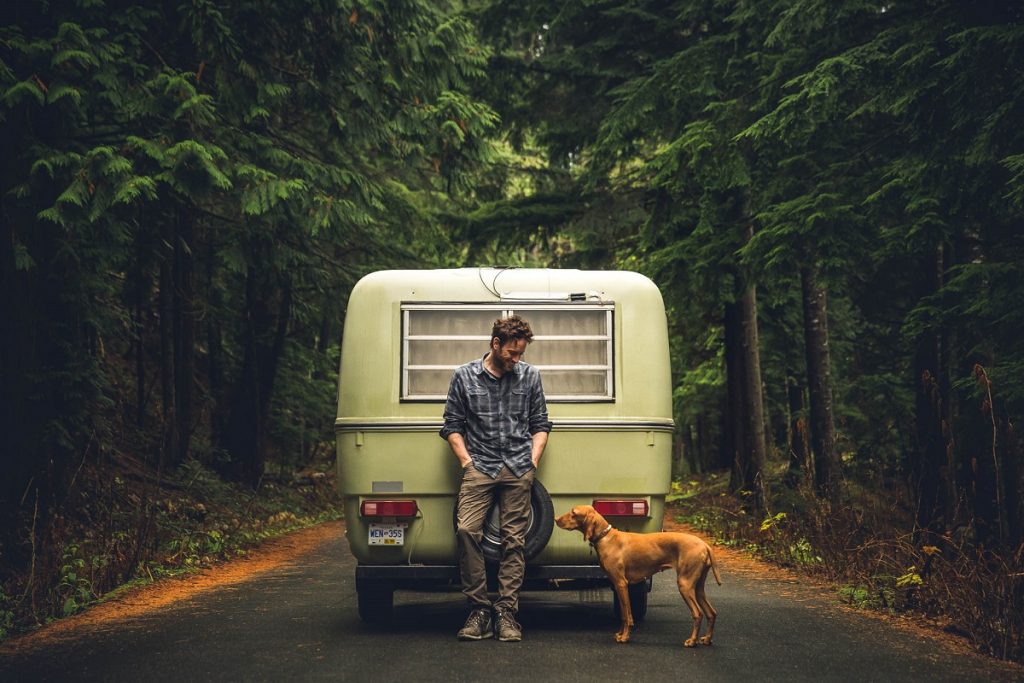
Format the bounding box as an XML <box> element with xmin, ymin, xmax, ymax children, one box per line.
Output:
<box><xmin>500</xmin><ymin>291</ymin><xmax>571</xmax><ymax>300</ymax></box>
<box><xmin>499</xmin><ymin>290</ymin><xmax>603</xmax><ymax>302</ymax></box>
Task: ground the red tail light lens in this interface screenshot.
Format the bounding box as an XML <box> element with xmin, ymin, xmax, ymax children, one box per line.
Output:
<box><xmin>592</xmin><ymin>499</ymin><xmax>649</xmax><ymax>517</ymax></box>
<box><xmin>360</xmin><ymin>499</ymin><xmax>418</xmax><ymax>517</ymax></box>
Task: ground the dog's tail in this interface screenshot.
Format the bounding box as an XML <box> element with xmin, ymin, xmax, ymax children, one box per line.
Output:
<box><xmin>707</xmin><ymin>547</ymin><xmax>722</xmax><ymax>586</ymax></box>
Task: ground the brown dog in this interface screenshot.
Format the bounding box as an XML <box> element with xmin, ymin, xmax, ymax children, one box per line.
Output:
<box><xmin>555</xmin><ymin>505</ymin><xmax>721</xmax><ymax>646</ymax></box>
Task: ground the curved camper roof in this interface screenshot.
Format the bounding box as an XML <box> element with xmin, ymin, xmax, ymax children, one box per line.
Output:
<box><xmin>336</xmin><ymin>268</ymin><xmax>672</xmax><ymax>428</ymax></box>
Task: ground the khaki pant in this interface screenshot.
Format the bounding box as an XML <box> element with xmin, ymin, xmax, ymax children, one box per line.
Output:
<box><xmin>455</xmin><ymin>464</ymin><xmax>534</xmax><ymax>613</ymax></box>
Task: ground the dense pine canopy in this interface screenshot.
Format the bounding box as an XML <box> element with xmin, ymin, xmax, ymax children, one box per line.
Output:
<box><xmin>1</xmin><ymin>0</ymin><xmax>1022</xmax><ymax>656</ymax></box>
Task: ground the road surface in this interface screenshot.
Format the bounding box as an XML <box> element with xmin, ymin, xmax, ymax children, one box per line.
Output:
<box><xmin>2</xmin><ymin>522</ymin><xmax>1021</xmax><ymax>682</ymax></box>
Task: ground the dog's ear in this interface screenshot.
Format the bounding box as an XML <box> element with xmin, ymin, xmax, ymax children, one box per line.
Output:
<box><xmin>571</xmin><ymin>507</ymin><xmax>585</xmax><ymax>533</ymax></box>
<box><xmin>582</xmin><ymin>508</ymin><xmax>601</xmax><ymax>541</ymax></box>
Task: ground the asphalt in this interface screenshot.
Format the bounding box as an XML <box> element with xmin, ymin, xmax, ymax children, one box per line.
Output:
<box><xmin>2</xmin><ymin>526</ymin><xmax>1022</xmax><ymax>682</ymax></box>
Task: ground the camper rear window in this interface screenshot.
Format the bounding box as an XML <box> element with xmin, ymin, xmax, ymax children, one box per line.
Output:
<box><xmin>401</xmin><ymin>304</ymin><xmax>614</xmax><ymax>401</ymax></box>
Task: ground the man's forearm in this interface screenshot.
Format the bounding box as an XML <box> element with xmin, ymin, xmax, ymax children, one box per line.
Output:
<box><xmin>447</xmin><ymin>433</ymin><xmax>473</xmax><ymax>468</ymax></box>
<box><xmin>531</xmin><ymin>431</ymin><xmax>548</xmax><ymax>468</ymax></box>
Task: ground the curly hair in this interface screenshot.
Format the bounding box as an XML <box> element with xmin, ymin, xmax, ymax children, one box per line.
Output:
<box><xmin>491</xmin><ymin>315</ymin><xmax>534</xmax><ymax>345</ymax></box>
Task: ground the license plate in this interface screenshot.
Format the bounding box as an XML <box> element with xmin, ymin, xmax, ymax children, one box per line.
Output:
<box><xmin>368</xmin><ymin>523</ymin><xmax>406</xmax><ymax>546</ymax></box>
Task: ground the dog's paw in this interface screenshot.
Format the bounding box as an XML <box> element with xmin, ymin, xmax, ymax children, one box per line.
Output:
<box><xmin>683</xmin><ymin>638</ymin><xmax>697</xmax><ymax>648</ymax></box>
<box><xmin>698</xmin><ymin>636</ymin><xmax>713</xmax><ymax>646</ymax></box>
<box><xmin>614</xmin><ymin>633</ymin><xmax>630</xmax><ymax>644</ymax></box>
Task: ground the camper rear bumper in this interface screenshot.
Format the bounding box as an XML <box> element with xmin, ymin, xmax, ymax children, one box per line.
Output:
<box><xmin>355</xmin><ymin>564</ymin><xmax>610</xmax><ymax>592</ymax></box>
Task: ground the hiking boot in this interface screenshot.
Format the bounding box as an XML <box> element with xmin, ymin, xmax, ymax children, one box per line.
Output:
<box><xmin>495</xmin><ymin>608</ymin><xmax>522</xmax><ymax>642</ymax></box>
<box><xmin>457</xmin><ymin>608</ymin><xmax>493</xmax><ymax>640</ymax></box>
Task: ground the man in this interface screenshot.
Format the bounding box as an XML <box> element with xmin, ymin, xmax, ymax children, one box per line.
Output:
<box><xmin>439</xmin><ymin>315</ymin><xmax>552</xmax><ymax>642</ymax></box>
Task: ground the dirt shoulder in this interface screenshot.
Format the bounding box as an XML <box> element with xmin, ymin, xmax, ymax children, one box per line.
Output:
<box><xmin>0</xmin><ymin>521</ymin><xmax>345</xmax><ymax>655</ymax></box>
<box><xmin>662</xmin><ymin>513</ymin><xmax>1024</xmax><ymax>674</ymax></box>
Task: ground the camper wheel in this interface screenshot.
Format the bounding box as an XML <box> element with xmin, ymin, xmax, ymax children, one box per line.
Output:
<box><xmin>357</xmin><ymin>581</ymin><xmax>394</xmax><ymax>624</ymax></box>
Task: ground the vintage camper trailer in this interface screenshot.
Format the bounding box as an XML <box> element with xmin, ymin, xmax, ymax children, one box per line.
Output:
<box><xmin>335</xmin><ymin>268</ymin><xmax>674</xmax><ymax>621</ymax></box>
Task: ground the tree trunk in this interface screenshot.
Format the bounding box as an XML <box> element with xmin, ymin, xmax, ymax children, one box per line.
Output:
<box><xmin>911</xmin><ymin>244</ymin><xmax>957</xmax><ymax>536</ymax></box>
<box><xmin>672</xmin><ymin>433</ymin><xmax>687</xmax><ymax>478</ymax></box>
<box><xmin>134</xmin><ymin>295</ymin><xmax>146</xmax><ymax>428</ymax></box>
<box><xmin>0</xmin><ymin>171</ymin><xmax>32</xmax><ymax>546</ymax></box>
<box><xmin>130</xmin><ymin>232</ymin><xmax>150</xmax><ymax>428</ymax></box>
<box><xmin>785</xmin><ymin>373</ymin><xmax>810</xmax><ymax>488</ymax></box>
<box><xmin>972</xmin><ymin>365</ymin><xmax>1012</xmax><ymax>546</ymax></box>
<box><xmin>207</xmin><ymin>239</ymin><xmax>225</xmax><ymax>451</ymax></box>
<box><xmin>224</xmin><ymin>264</ymin><xmax>292</xmax><ymax>488</ymax></box>
<box><xmin>682</xmin><ymin>423</ymin><xmax>698</xmax><ymax>474</ymax></box>
<box><xmin>158</xmin><ymin>232</ymin><xmax>177</xmax><ymax>470</ymax></box>
<box><xmin>739</xmin><ymin>280</ymin><xmax>767</xmax><ymax>512</ymax></box>
<box><xmin>714</xmin><ymin>393</ymin><xmax>731</xmax><ymax>470</ymax></box>
<box><xmin>724</xmin><ymin>300</ymin><xmax>747</xmax><ymax>493</ymax></box>
<box><xmin>724</xmin><ymin>282</ymin><xmax>767</xmax><ymax>514</ymax></box>
<box><xmin>170</xmin><ymin>206</ymin><xmax>196</xmax><ymax>468</ymax></box>
<box><xmin>800</xmin><ymin>262</ymin><xmax>839</xmax><ymax>503</ymax></box>
<box><xmin>914</xmin><ymin>362</ymin><xmax>949</xmax><ymax>534</ymax></box>
<box><xmin>1002</xmin><ymin>418</ymin><xmax>1022</xmax><ymax>547</ymax></box>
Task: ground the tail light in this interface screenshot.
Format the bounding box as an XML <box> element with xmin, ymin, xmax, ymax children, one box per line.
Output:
<box><xmin>360</xmin><ymin>499</ymin><xmax>418</xmax><ymax>517</ymax></box>
<box><xmin>592</xmin><ymin>499</ymin><xmax>649</xmax><ymax>517</ymax></box>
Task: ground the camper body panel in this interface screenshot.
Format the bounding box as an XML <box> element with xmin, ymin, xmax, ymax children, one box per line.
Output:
<box><xmin>338</xmin><ymin>426</ymin><xmax>672</xmax><ymax>563</ymax></box>
<box><xmin>335</xmin><ymin>268</ymin><xmax>673</xmax><ymax>614</ymax></box>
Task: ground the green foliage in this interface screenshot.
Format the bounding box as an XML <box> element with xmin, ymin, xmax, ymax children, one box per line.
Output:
<box><xmin>57</xmin><ymin>544</ymin><xmax>98</xmax><ymax>617</ymax></box>
<box><xmin>3</xmin><ymin>0</ymin><xmax>1024</xmax><ymax>657</ymax></box>
<box><xmin>895</xmin><ymin>567</ymin><xmax>924</xmax><ymax>589</ymax></box>
<box><xmin>0</xmin><ymin>0</ymin><xmax>500</xmax><ymax>483</ymax></box>
<box><xmin>470</xmin><ymin>0</ymin><xmax>1024</xmax><ymax>528</ymax></box>
<box><xmin>838</xmin><ymin>585</ymin><xmax>880</xmax><ymax>610</ymax></box>
<box><xmin>839</xmin><ymin>578</ymin><xmax>899</xmax><ymax>612</ymax></box>
<box><xmin>0</xmin><ymin>590</ymin><xmax>13</xmax><ymax>641</ymax></box>
<box><xmin>760</xmin><ymin>511</ymin><xmax>788</xmax><ymax>533</ymax></box>
<box><xmin>165</xmin><ymin>530</ymin><xmax>227</xmax><ymax>569</ymax></box>
<box><xmin>787</xmin><ymin>538</ymin><xmax>822</xmax><ymax>567</ymax></box>
<box><xmin>0</xmin><ymin>0</ymin><xmax>500</xmax><ymax>635</ymax></box>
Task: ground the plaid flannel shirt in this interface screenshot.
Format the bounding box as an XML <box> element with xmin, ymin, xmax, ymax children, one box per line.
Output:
<box><xmin>439</xmin><ymin>356</ymin><xmax>552</xmax><ymax>478</ymax></box>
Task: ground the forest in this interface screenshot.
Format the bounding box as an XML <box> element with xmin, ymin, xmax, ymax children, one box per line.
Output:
<box><xmin>1</xmin><ymin>0</ymin><xmax>1022</xmax><ymax>662</ymax></box>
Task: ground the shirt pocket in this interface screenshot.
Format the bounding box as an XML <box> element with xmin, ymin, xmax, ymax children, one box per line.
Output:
<box><xmin>511</xmin><ymin>386</ymin><xmax>530</xmax><ymax>425</ymax></box>
<box><xmin>466</xmin><ymin>386</ymin><xmax>493</xmax><ymax>417</ymax></box>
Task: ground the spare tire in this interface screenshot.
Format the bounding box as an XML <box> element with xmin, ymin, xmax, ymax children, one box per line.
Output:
<box><xmin>453</xmin><ymin>478</ymin><xmax>554</xmax><ymax>563</ymax></box>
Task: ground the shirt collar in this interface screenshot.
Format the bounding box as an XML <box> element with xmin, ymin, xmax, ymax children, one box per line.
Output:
<box><xmin>472</xmin><ymin>354</ymin><xmax>523</xmax><ymax>380</ymax></box>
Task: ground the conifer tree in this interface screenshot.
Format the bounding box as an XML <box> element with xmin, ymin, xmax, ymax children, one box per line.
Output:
<box><xmin>0</xmin><ymin>0</ymin><xmax>499</xmax><ymax>562</ymax></box>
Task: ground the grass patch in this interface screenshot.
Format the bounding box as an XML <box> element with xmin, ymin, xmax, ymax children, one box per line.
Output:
<box><xmin>0</xmin><ymin>451</ymin><xmax>340</xmax><ymax>640</ymax></box>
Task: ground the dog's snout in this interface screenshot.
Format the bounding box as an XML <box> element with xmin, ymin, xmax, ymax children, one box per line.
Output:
<box><xmin>555</xmin><ymin>510</ymin><xmax>576</xmax><ymax>530</ymax></box>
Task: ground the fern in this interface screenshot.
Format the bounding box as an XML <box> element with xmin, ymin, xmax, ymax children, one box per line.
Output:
<box><xmin>3</xmin><ymin>79</ymin><xmax>46</xmax><ymax>106</ymax></box>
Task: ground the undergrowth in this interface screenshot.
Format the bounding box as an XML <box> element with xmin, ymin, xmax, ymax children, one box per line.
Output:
<box><xmin>669</xmin><ymin>466</ymin><xmax>1024</xmax><ymax>664</ymax></box>
<box><xmin>0</xmin><ymin>452</ymin><xmax>340</xmax><ymax>641</ymax></box>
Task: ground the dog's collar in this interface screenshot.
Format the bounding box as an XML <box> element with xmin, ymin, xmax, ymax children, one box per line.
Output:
<box><xmin>589</xmin><ymin>524</ymin><xmax>613</xmax><ymax>547</ymax></box>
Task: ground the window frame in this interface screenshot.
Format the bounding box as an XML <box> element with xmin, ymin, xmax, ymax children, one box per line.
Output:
<box><xmin>400</xmin><ymin>302</ymin><xmax>615</xmax><ymax>402</ymax></box>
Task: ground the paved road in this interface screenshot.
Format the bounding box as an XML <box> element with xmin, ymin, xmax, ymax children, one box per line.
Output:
<box><xmin>2</xmin><ymin>525</ymin><xmax>1021</xmax><ymax>682</ymax></box>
